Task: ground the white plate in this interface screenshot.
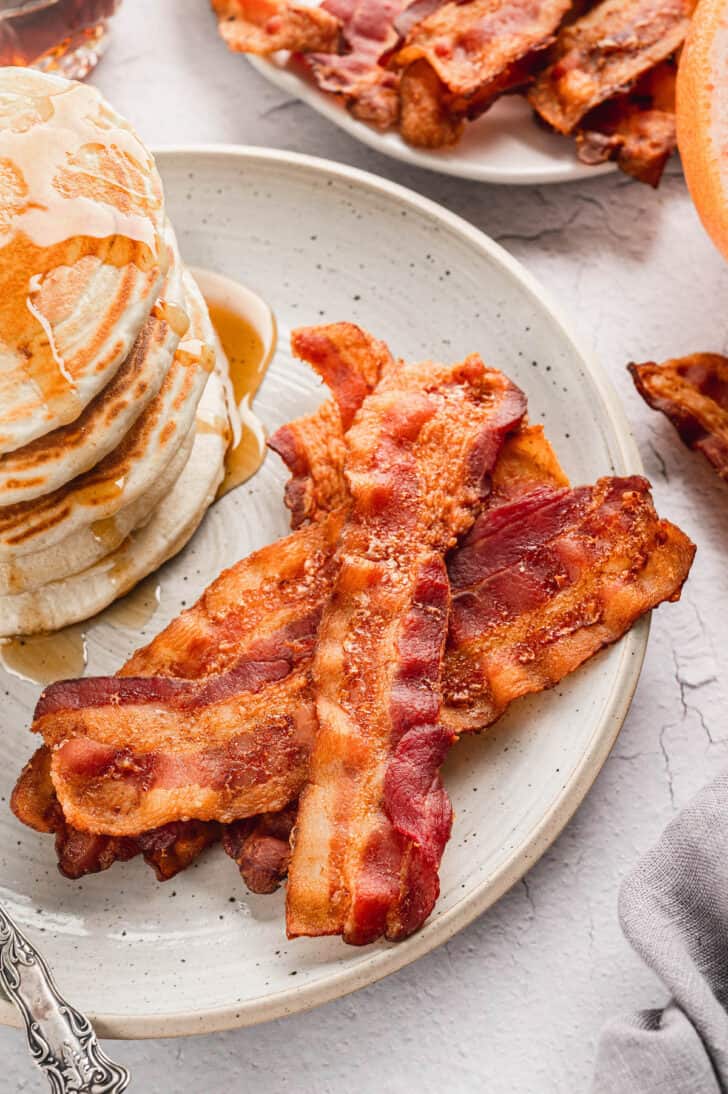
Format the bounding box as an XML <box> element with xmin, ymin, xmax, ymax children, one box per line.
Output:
<box><xmin>0</xmin><ymin>146</ymin><xmax>641</xmax><ymax>1038</ymax></box>
<box><xmin>248</xmin><ymin>53</ymin><xmax>614</xmax><ymax>185</ymax></box>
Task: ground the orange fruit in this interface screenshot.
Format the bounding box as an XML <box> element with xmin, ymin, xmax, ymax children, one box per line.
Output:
<box><xmin>677</xmin><ymin>0</ymin><xmax>728</xmax><ymax>260</ymax></box>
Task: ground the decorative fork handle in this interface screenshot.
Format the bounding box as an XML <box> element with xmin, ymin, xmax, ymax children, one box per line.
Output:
<box><xmin>0</xmin><ymin>904</ymin><xmax>129</xmax><ymax>1093</ymax></box>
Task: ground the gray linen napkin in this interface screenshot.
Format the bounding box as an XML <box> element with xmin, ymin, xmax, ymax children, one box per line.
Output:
<box><xmin>593</xmin><ymin>770</ymin><xmax>728</xmax><ymax>1093</ymax></box>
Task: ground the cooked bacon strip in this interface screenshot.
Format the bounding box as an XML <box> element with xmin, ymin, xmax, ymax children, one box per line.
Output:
<box><xmin>444</xmin><ymin>475</ymin><xmax>695</xmax><ymax>732</ymax></box>
<box><xmin>211</xmin><ymin>0</ymin><xmax>341</xmax><ymax>54</ymax></box>
<box><xmin>34</xmin><ymin>520</ymin><xmax>336</xmax><ymax>836</ymax></box>
<box><xmin>575</xmin><ymin>61</ymin><xmax>677</xmax><ymax>186</ymax></box>
<box><xmin>528</xmin><ymin>0</ymin><xmax>693</xmax><ymax>134</ymax></box>
<box><xmin>395</xmin><ymin>0</ymin><xmax>571</xmax><ymax>146</ymax></box>
<box><xmin>268</xmin><ymin>323</ymin><xmax>393</xmax><ymax>526</ymax></box>
<box><xmin>629</xmin><ymin>354</ymin><xmax>728</xmax><ymax>481</ymax></box>
<box><xmin>222</xmin><ymin>803</ymin><xmax>297</xmax><ymax>892</ymax></box>
<box><xmin>287</xmin><ymin>357</ymin><xmax>527</xmax><ymax>944</ymax></box>
<box><xmin>304</xmin><ymin>0</ymin><xmax>412</xmax><ymax>129</ymax></box>
<box><xmin>10</xmin><ymin>748</ymin><xmax>220</xmax><ymax>880</ymax></box>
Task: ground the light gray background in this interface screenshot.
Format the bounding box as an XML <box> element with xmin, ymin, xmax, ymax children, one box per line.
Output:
<box><xmin>3</xmin><ymin>1</ymin><xmax>728</xmax><ymax>1090</ymax></box>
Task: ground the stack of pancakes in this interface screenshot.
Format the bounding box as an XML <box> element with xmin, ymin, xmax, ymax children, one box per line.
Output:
<box><xmin>0</xmin><ymin>69</ymin><xmax>232</xmax><ymax>637</ymax></box>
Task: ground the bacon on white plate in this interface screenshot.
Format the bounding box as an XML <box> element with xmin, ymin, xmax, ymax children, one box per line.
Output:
<box><xmin>211</xmin><ymin>0</ymin><xmax>341</xmax><ymax>53</ymax></box>
<box><xmin>575</xmin><ymin>60</ymin><xmax>677</xmax><ymax>187</ymax></box>
<box><xmin>395</xmin><ymin>0</ymin><xmax>573</xmax><ymax>147</ymax></box>
<box><xmin>528</xmin><ymin>0</ymin><xmax>693</xmax><ymax>134</ymax></box>
<box><xmin>303</xmin><ymin>0</ymin><xmax>413</xmax><ymax>128</ymax></box>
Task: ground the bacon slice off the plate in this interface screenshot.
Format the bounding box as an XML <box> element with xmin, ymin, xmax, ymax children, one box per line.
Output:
<box><xmin>395</xmin><ymin>0</ymin><xmax>572</xmax><ymax>147</ymax></box>
<box><xmin>575</xmin><ymin>61</ymin><xmax>677</xmax><ymax>187</ymax></box>
<box><xmin>629</xmin><ymin>353</ymin><xmax>728</xmax><ymax>480</ymax></box>
<box><xmin>528</xmin><ymin>0</ymin><xmax>693</xmax><ymax>134</ymax></box>
<box><xmin>211</xmin><ymin>0</ymin><xmax>341</xmax><ymax>53</ymax></box>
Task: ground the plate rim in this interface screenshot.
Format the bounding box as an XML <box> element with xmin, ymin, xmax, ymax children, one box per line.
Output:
<box><xmin>0</xmin><ymin>144</ymin><xmax>645</xmax><ymax>1040</ymax></box>
<box><xmin>247</xmin><ymin>55</ymin><xmax>616</xmax><ymax>186</ymax></box>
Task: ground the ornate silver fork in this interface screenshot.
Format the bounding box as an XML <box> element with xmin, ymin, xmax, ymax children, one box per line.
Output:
<box><xmin>0</xmin><ymin>904</ymin><xmax>130</xmax><ymax>1093</ymax></box>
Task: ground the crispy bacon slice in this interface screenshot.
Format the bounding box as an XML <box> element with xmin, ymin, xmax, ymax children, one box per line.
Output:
<box><xmin>575</xmin><ymin>61</ymin><xmax>676</xmax><ymax>186</ymax></box>
<box><xmin>304</xmin><ymin>0</ymin><xmax>412</xmax><ymax>129</ymax></box>
<box><xmin>286</xmin><ymin>357</ymin><xmax>527</xmax><ymax>944</ymax></box>
<box><xmin>33</xmin><ymin>518</ymin><xmax>338</xmax><ymax>836</ymax></box>
<box><xmin>211</xmin><ymin>0</ymin><xmax>341</xmax><ymax>54</ymax></box>
<box><xmin>528</xmin><ymin>0</ymin><xmax>693</xmax><ymax>134</ymax></box>
<box><xmin>444</xmin><ymin>475</ymin><xmax>695</xmax><ymax>732</ymax></box>
<box><xmin>629</xmin><ymin>353</ymin><xmax>728</xmax><ymax>480</ymax></box>
<box><xmin>395</xmin><ymin>0</ymin><xmax>572</xmax><ymax>146</ymax></box>
<box><xmin>268</xmin><ymin>323</ymin><xmax>393</xmax><ymax>526</ymax></box>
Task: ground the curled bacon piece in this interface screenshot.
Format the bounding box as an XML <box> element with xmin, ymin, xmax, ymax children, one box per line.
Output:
<box><xmin>286</xmin><ymin>357</ymin><xmax>527</xmax><ymax>944</ymax></box>
<box><xmin>629</xmin><ymin>354</ymin><xmax>728</xmax><ymax>481</ymax></box>
<box><xmin>304</xmin><ymin>0</ymin><xmax>413</xmax><ymax>128</ymax></box>
<box><xmin>211</xmin><ymin>0</ymin><xmax>341</xmax><ymax>54</ymax></box>
<box><xmin>575</xmin><ymin>61</ymin><xmax>676</xmax><ymax>187</ymax></box>
<box><xmin>222</xmin><ymin>803</ymin><xmax>297</xmax><ymax>893</ymax></box>
<box><xmin>268</xmin><ymin>323</ymin><xmax>393</xmax><ymax>526</ymax></box>
<box><xmin>528</xmin><ymin>0</ymin><xmax>693</xmax><ymax>134</ymax></box>
<box><xmin>11</xmin><ymin>748</ymin><xmax>221</xmax><ymax>881</ymax></box>
<box><xmin>395</xmin><ymin>0</ymin><xmax>572</xmax><ymax>147</ymax></box>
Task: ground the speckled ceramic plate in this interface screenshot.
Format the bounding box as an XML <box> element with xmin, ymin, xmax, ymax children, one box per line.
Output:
<box><xmin>247</xmin><ymin>39</ymin><xmax>614</xmax><ymax>185</ymax></box>
<box><xmin>0</xmin><ymin>147</ymin><xmax>643</xmax><ymax>1038</ymax></box>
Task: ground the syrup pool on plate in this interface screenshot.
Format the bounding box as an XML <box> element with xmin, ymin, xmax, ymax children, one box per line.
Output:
<box><xmin>0</xmin><ymin>623</ymin><xmax>87</xmax><ymax>684</ymax></box>
<box><xmin>190</xmin><ymin>267</ymin><xmax>276</xmax><ymax>499</ymax></box>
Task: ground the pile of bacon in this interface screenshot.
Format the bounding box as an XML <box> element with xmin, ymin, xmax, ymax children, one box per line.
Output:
<box><xmin>11</xmin><ymin>323</ymin><xmax>695</xmax><ymax>946</ymax></box>
<box><xmin>211</xmin><ymin>0</ymin><xmax>694</xmax><ymax>186</ymax></box>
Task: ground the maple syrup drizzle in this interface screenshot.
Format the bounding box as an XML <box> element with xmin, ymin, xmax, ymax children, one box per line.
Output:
<box><xmin>0</xmin><ymin>624</ymin><xmax>87</xmax><ymax>685</ymax></box>
<box><xmin>101</xmin><ymin>575</ymin><xmax>161</xmax><ymax>630</ymax></box>
<box><xmin>206</xmin><ymin>301</ymin><xmax>276</xmax><ymax>500</ymax></box>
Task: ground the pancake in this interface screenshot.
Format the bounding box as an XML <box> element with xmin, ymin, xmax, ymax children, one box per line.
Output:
<box><xmin>0</xmin><ymin>220</ymin><xmax>187</xmax><ymax>507</ymax></box>
<box><xmin>0</xmin><ymin>360</ymin><xmax>231</xmax><ymax>637</ymax></box>
<box><xmin>0</xmin><ymin>68</ymin><xmax>167</xmax><ymax>454</ymax></box>
<box><xmin>0</xmin><ymin>272</ymin><xmax>214</xmax><ymax>561</ymax></box>
<box><xmin>0</xmin><ymin>429</ymin><xmax>195</xmax><ymax>597</ymax></box>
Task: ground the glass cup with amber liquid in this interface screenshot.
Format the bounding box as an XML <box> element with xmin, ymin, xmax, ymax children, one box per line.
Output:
<box><xmin>0</xmin><ymin>0</ymin><xmax>121</xmax><ymax>78</ymax></box>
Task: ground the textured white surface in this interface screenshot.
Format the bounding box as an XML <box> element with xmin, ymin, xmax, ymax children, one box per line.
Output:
<box><xmin>2</xmin><ymin>0</ymin><xmax>728</xmax><ymax>1089</ymax></box>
